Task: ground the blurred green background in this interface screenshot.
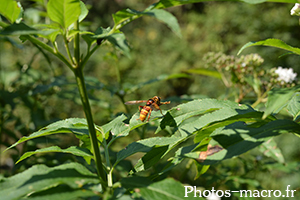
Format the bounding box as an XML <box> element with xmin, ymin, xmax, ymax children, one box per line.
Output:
<box><xmin>1</xmin><ymin>1</ymin><xmax>299</xmax><ymax>199</ymax></box>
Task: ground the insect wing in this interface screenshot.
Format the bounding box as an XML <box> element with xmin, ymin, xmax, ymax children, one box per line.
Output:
<box><xmin>125</xmin><ymin>100</ymin><xmax>148</xmax><ymax>105</ymax></box>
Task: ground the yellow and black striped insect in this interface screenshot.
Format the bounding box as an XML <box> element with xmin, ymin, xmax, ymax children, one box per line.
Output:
<box><xmin>125</xmin><ymin>96</ymin><xmax>170</xmax><ymax>122</ymax></box>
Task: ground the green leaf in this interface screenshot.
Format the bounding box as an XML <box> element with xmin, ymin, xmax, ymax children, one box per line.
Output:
<box><xmin>144</xmin><ymin>9</ymin><xmax>182</xmax><ymax>38</ymax></box>
<box><xmin>0</xmin><ymin>23</ymin><xmax>55</xmax><ymax>36</ymax></box>
<box><xmin>257</xmin><ymin>138</ymin><xmax>285</xmax><ymax>163</ymax></box>
<box><xmin>287</xmin><ymin>92</ymin><xmax>300</xmax><ymax>121</ymax></box>
<box><xmin>100</xmin><ymin>114</ymin><xmax>132</xmax><ymax>145</ymax></box>
<box><xmin>4</xmin><ymin>118</ymin><xmax>91</xmax><ymax>151</ymax></box>
<box><xmin>194</xmin><ymin>162</ymin><xmax>210</xmax><ymax>179</ymax></box>
<box><xmin>241</xmin><ymin>0</ymin><xmax>298</xmax><ymax>3</ymax></box>
<box><xmin>185</xmin><ymin>68</ymin><xmax>222</xmax><ymax>79</ymax></box>
<box><xmin>139</xmin><ymin>178</ymin><xmax>206</xmax><ymax>200</ymax></box>
<box><xmin>0</xmin><ymin>0</ymin><xmax>22</xmax><ymax>23</ymax></box>
<box><xmin>92</xmin><ymin>27</ymin><xmax>111</xmax><ymax>39</ymax></box>
<box><xmin>112</xmin><ymin>8</ymin><xmax>142</xmax><ymax>29</ymax></box>
<box><xmin>238</xmin><ymin>38</ymin><xmax>300</xmax><ymax>56</ymax></box>
<box><xmin>157</xmin><ymin>98</ymin><xmax>257</xmax><ymax>134</ymax></box>
<box><xmin>112</xmin><ymin>8</ymin><xmax>181</xmax><ymax>37</ymax></box>
<box><xmin>244</xmin><ymin>0</ymin><xmax>298</xmax><ymax>3</ymax></box>
<box><xmin>91</xmin><ymin>29</ymin><xmax>131</xmax><ymax>58</ymax></box>
<box><xmin>106</xmin><ymin>32</ymin><xmax>131</xmax><ymax>58</ymax></box>
<box><xmin>152</xmin><ymin>0</ymin><xmax>206</xmax><ymax>9</ymax></box>
<box><xmin>263</xmin><ymin>86</ymin><xmax>300</xmax><ymax>119</ymax></box>
<box><xmin>240</xmin><ymin>0</ymin><xmax>267</xmax><ymax>3</ymax></box>
<box><xmin>131</xmin><ymin>135</ymin><xmax>187</xmax><ymax>174</ymax></box>
<box><xmin>152</xmin><ymin>0</ymin><xmax>298</xmax><ymax>9</ymax></box>
<box><xmin>132</xmin><ymin>146</ymin><xmax>169</xmax><ymax>173</ymax></box>
<box><xmin>202</xmin><ymin>120</ymin><xmax>300</xmax><ymax>164</ymax></box>
<box><xmin>47</xmin><ymin>0</ymin><xmax>81</xmax><ymax>29</ymax></box>
<box><xmin>79</xmin><ymin>1</ymin><xmax>88</xmax><ymax>22</ymax></box>
<box><xmin>0</xmin><ymin>162</ymin><xmax>99</xmax><ymax>200</ymax></box>
<box><xmin>20</xmin><ymin>185</ymin><xmax>96</xmax><ymax>200</ymax></box>
<box><xmin>114</xmin><ymin>136</ymin><xmax>184</xmax><ymax>167</ymax></box>
<box><xmin>101</xmin><ymin>114</ymin><xmax>128</xmax><ymax>136</ymax></box>
<box><xmin>16</xmin><ymin>146</ymin><xmax>93</xmax><ymax>164</ymax></box>
<box><xmin>193</xmin><ymin>110</ymin><xmax>274</xmax><ymax>144</ymax></box>
<box><xmin>156</xmin><ymin>144</ymin><xmax>198</xmax><ymax>175</ymax></box>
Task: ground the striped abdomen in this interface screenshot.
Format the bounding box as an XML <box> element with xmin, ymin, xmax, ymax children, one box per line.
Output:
<box><xmin>139</xmin><ymin>106</ymin><xmax>151</xmax><ymax>122</ymax></box>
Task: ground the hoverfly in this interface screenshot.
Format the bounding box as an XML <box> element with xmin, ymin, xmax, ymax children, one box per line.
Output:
<box><xmin>125</xmin><ymin>96</ymin><xmax>170</xmax><ymax>122</ymax></box>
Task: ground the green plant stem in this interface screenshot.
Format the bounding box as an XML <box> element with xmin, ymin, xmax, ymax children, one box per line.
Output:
<box><xmin>218</xmin><ymin>68</ymin><xmax>230</xmax><ymax>88</ymax></box>
<box><xmin>74</xmin><ymin>21</ymin><xmax>80</xmax><ymax>66</ymax></box>
<box><xmin>110</xmin><ymin>15</ymin><xmax>141</xmax><ymax>34</ymax></box>
<box><xmin>73</xmin><ymin>22</ymin><xmax>108</xmax><ymax>187</ymax></box>
<box><xmin>102</xmin><ymin>138</ymin><xmax>113</xmax><ymax>187</ymax></box>
<box><xmin>107</xmin><ymin>170</ymin><xmax>113</xmax><ymax>187</ymax></box>
<box><xmin>251</xmin><ymin>89</ymin><xmax>270</xmax><ymax>108</ymax></box>
<box><xmin>81</xmin><ymin>44</ymin><xmax>100</xmax><ymax>70</ymax></box>
<box><xmin>63</xmin><ymin>34</ymin><xmax>75</xmax><ymax>65</ymax></box>
<box><xmin>24</xmin><ymin>35</ymin><xmax>73</xmax><ymax>69</ymax></box>
<box><xmin>74</xmin><ymin>68</ymin><xmax>107</xmax><ymax>189</ymax></box>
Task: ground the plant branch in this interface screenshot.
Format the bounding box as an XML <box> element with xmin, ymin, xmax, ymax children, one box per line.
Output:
<box><xmin>74</xmin><ymin>68</ymin><xmax>107</xmax><ymax>190</ymax></box>
<box><xmin>74</xmin><ymin>21</ymin><xmax>80</xmax><ymax>66</ymax></box>
<box><xmin>24</xmin><ymin>35</ymin><xmax>73</xmax><ymax>70</ymax></box>
<box><xmin>81</xmin><ymin>44</ymin><xmax>100</xmax><ymax>69</ymax></box>
<box><xmin>251</xmin><ymin>88</ymin><xmax>270</xmax><ymax>108</ymax></box>
<box><xmin>63</xmin><ymin>34</ymin><xmax>75</xmax><ymax>66</ymax></box>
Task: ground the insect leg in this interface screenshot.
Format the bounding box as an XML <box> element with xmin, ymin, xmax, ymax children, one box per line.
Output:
<box><xmin>147</xmin><ymin>109</ymin><xmax>152</xmax><ymax>122</ymax></box>
<box><xmin>153</xmin><ymin>103</ymin><xmax>164</xmax><ymax>116</ymax></box>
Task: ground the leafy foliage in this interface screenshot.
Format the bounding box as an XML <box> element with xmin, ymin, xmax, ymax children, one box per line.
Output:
<box><xmin>1</xmin><ymin>0</ymin><xmax>300</xmax><ymax>199</ymax></box>
<box><xmin>238</xmin><ymin>38</ymin><xmax>300</xmax><ymax>56</ymax></box>
<box><xmin>0</xmin><ymin>163</ymin><xmax>99</xmax><ymax>200</ymax></box>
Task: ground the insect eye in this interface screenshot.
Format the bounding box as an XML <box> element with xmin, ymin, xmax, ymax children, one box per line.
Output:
<box><xmin>155</xmin><ymin>96</ymin><xmax>161</xmax><ymax>103</ymax></box>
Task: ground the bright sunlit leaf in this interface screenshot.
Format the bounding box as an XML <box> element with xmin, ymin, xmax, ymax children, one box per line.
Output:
<box><xmin>238</xmin><ymin>38</ymin><xmax>300</xmax><ymax>56</ymax></box>
<box><xmin>263</xmin><ymin>86</ymin><xmax>300</xmax><ymax>119</ymax></box>
<box><xmin>0</xmin><ymin>0</ymin><xmax>22</xmax><ymax>23</ymax></box>
<box><xmin>287</xmin><ymin>92</ymin><xmax>300</xmax><ymax>121</ymax></box>
<box><xmin>16</xmin><ymin>146</ymin><xmax>93</xmax><ymax>164</ymax></box>
<box><xmin>47</xmin><ymin>0</ymin><xmax>81</xmax><ymax>29</ymax></box>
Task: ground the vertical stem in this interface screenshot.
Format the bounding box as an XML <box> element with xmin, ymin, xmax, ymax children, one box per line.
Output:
<box><xmin>74</xmin><ymin>21</ymin><xmax>80</xmax><ymax>66</ymax></box>
<box><xmin>0</xmin><ymin>45</ymin><xmax>3</xmax><ymax>173</ymax></box>
<box><xmin>102</xmin><ymin>138</ymin><xmax>113</xmax><ymax>187</ymax></box>
<box><xmin>74</xmin><ymin>68</ymin><xmax>107</xmax><ymax>189</ymax></box>
<box><xmin>73</xmin><ymin>20</ymin><xmax>107</xmax><ymax>189</ymax></box>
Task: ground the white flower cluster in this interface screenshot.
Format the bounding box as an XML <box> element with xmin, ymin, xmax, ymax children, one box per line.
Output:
<box><xmin>291</xmin><ymin>3</ymin><xmax>300</xmax><ymax>16</ymax></box>
<box><xmin>275</xmin><ymin>67</ymin><xmax>297</xmax><ymax>84</ymax></box>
